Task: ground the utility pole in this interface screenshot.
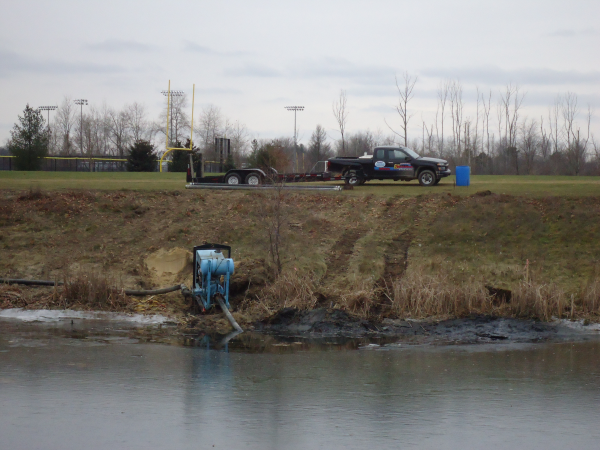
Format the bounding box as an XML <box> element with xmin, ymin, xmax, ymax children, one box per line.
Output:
<box><xmin>161</xmin><ymin>89</ymin><xmax>184</xmax><ymax>146</ymax></box>
<box><xmin>285</xmin><ymin>106</ymin><xmax>304</xmax><ymax>172</ymax></box>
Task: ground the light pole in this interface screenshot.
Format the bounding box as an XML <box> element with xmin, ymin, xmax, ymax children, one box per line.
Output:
<box><xmin>285</xmin><ymin>106</ymin><xmax>304</xmax><ymax>172</ymax></box>
<box><xmin>73</xmin><ymin>99</ymin><xmax>88</xmax><ymax>153</ymax></box>
<box><xmin>161</xmin><ymin>90</ymin><xmax>184</xmax><ymax>146</ymax></box>
<box><xmin>38</xmin><ymin>106</ymin><xmax>58</xmax><ymax>158</ymax></box>
<box><xmin>38</xmin><ymin>106</ymin><xmax>58</xmax><ymax>132</ymax></box>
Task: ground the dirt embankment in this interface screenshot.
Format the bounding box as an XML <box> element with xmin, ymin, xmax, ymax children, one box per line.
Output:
<box><xmin>1</xmin><ymin>187</ymin><xmax>600</xmax><ymax>337</ymax></box>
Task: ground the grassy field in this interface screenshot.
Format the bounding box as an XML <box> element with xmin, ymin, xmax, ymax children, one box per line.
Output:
<box><xmin>1</xmin><ymin>171</ymin><xmax>600</xmax><ymax>197</ymax></box>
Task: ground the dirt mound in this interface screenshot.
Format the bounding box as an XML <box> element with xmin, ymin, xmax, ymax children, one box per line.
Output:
<box><xmin>145</xmin><ymin>247</ymin><xmax>192</xmax><ymax>286</ymax></box>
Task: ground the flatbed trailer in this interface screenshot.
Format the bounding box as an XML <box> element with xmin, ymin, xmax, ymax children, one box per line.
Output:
<box><xmin>187</xmin><ymin>161</ymin><xmax>343</xmax><ymax>186</ymax></box>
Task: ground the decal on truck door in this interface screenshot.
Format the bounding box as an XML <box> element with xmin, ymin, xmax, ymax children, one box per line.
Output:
<box><xmin>375</xmin><ymin>163</ymin><xmax>413</xmax><ymax>171</ymax></box>
<box><xmin>374</xmin><ymin>160</ymin><xmax>386</xmax><ymax>168</ymax></box>
<box><xmin>394</xmin><ymin>163</ymin><xmax>413</xmax><ymax>170</ymax></box>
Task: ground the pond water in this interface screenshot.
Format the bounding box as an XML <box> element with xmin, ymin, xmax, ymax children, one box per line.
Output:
<box><xmin>1</xmin><ymin>316</ymin><xmax>600</xmax><ymax>450</ymax></box>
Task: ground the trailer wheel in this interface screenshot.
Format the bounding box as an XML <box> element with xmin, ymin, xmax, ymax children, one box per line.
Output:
<box><xmin>418</xmin><ymin>170</ymin><xmax>436</xmax><ymax>186</ymax></box>
<box><xmin>245</xmin><ymin>172</ymin><xmax>262</xmax><ymax>185</ymax></box>
<box><xmin>225</xmin><ymin>173</ymin><xmax>242</xmax><ymax>185</ymax></box>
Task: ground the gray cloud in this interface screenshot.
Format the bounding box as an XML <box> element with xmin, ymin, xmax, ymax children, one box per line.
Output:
<box><xmin>194</xmin><ymin>87</ymin><xmax>243</xmax><ymax>95</ymax></box>
<box><xmin>183</xmin><ymin>41</ymin><xmax>247</xmax><ymax>57</ymax></box>
<box><xmin>546</xmin><ymin>28</ymin><xmax>597</xmax><ymax>38</ymax></box>
<box><xmin>0</xmin><ymin>49</ymin><xmax>124</xmax><ymax>77</ymax></box>
<box><xmin>84</xmin><ymin>39</ymin><xmax>156</xmax><ymax>52</ymax></box>
<box><xmin>420</xmin><ymin>66</ymin><xmax>600</xmax><ymax>86</ymax></box>
<box><xmin>223</xmin><ymin>57</ymin><xmax>396</xmax><ymax>85</ymax></box>
<box><xmin>296</xmin><ymin>57</ymin><xmax>395</xmax><ymax>84</ymax></box>
<box><xmin>223</xmin><ymin>62</ymin><xmax>282</xmax><ymax>77</ymax></box>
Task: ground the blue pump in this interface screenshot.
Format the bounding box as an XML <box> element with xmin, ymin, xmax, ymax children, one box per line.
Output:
<box><xmin>191</xmin><ymin>244</ymin><xmax>235</xmax><ymax>311</ymax></box>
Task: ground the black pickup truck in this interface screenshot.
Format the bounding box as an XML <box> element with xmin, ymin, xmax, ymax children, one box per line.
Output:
<box><xmin>327</xmin><ymin>146</ymin><xmax>451</xmax><ymax>186</ymax></box>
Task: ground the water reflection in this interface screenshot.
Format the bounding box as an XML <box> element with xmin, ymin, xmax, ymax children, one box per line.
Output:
<box><xmin>1</xmin><ymin>320</ymin><xmax>600</xmax><ymax>450</ymax></box>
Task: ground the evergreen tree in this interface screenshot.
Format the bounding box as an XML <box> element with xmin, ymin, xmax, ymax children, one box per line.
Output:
<box><xmin>8</xmin><ymin>104</ymin><xmax>49</xmax><ymax>170</ymax></box>
<box><xmin>168</xmin><ymin>140</ymin><xmax>200</xmax><ymax>172</ymax></box>
<box><xmin>126</xmin><ymin>140</ymin><xmax>156</xmax><ymax>172</ymax></box>
<box><xmin>224</xmin><ymin>153</ymin><xmax>236</xmax><ymax>171</ymax></box>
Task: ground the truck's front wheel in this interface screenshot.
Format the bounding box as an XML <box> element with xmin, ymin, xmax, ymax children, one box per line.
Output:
<box><xmin>418</xmin><ymin>170</ymin><xmax>436</xmax><ymax>186</ymax></box>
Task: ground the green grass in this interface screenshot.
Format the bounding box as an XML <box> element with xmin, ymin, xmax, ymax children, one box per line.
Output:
<box><xmin>0</xmin><ymin>171</ymin><xmax>189</xmax><ymax>191</ymax></box>
<box><xmin>1</xmin><ymin>171</ymin><xmax>600</xmax><ymax>197</ymax></box>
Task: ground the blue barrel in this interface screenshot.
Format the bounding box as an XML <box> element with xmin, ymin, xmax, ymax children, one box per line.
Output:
<box><xmin>455</xmin><ymin>166</ymin><xmax>470</xmax><ymax>186</ymax></box>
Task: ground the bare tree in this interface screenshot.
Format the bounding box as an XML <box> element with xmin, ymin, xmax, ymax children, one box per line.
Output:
<box><xmin>482</xmin><ymin>90</ymin><xmax>492</xmax><ymax>156</ymax></box>
<box><xmin>548</xmin><ymin>95</ymin><xmax>562</xmax><ymax>154</ymax></box>
<box><xmin>450</xmin><ymin>80</ymin><xmax>463</xmax><ymax>154</ymax></box>
<box><xmin>561</xmin><ymin>92</ymin><xmax>578</xmax><ymax>149</ymax></box>
<box><xmin>500</xmin><ymin>83</ymin><xmax>525</xmax><ymax>148</ymax></box>
<box><xmin>54</xmin><ymin>96</ymin><xmax>77</xmax><ymax>155</ymax></box>
<box><xmin>332</xmin><ymin>89</ymin><xmax>349</xmax><ymax>154</ymax></box>
<box><xmin>229</xmin><ymin>120</ymin><xmax>249</xmax><ymax>166</ymax></box>
<box><xmin>258</xmin><ymin>182</ymin><xmax>288</xmax><ymax>275</ymax></box>
<box><xmin>539</xmin><ymin>116</ymin><xmax>551</xmax><ymax>161</ymax></box>
<box><xmin>107</xmin><ymin>107</ymin><xmax>130</xmax><ymax>157</ymax></box>
<box><xmin>564</xmin><ymin>102</ymin><xmax>591</xmax><ymax>175</ymax></box>
<box><xmin>307</xmin><ymin>124</ymin><xmax>332</xmax><ymax>168</ymax></box>
<box><xmin>474</xmin><ymin>87</ymin><xmax>480</xmax><ymax>157</ymax></box>
<box><xmin>435</xmin><ymin>80</ymin><xmax>450</xmax><ymax>156</ymax></box>
<box><xmin>196</xmin><ymin>104</ymin><xmax>223</xmax><ymax>158</ymax></box>
<box><xmin>127</xmin><ymin>102</ymin><xmax>150</xmax><ymax>143</ymax></box>
<box><xmin>519</xmin><ymin>118</ymin><xmax>539</xmax><ymax>174</ymax></box>
<box><xmin>386</xmin><ymin>72</ymin><xmax>418</xmax><ymax>147</ymax></box>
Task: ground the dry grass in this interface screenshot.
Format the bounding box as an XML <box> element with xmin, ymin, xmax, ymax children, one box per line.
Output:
<box><xmin>387</xmin><ymin>270</ymin><xmax>491</xmax><ymax>318</ymax></box>
<box><xmin>0</xmin><ymin>271</ymin><xmax>134</xmax><ymax>311</ymax></box>
<box><xmin>58</xmin><ymin>271</ymin><xmax>132</xmax><ymax>310</ymax></box>
<box><xmin>240</xmin><ymin>262</ymin><xmax>600</xmax><ymax>323</ymax></box>
<box><xmin>331</xmin><ymin>276</ymin><xmax>379</xmax><ymax>317</ymax></box>
<box><xmin>247</xmin><ymin>271</ymin><xmax>320</xmax><ymax>314</ymax></box>
<box><xmin>384</xmin><ymin>263</ymin><xmax>600</xmax><ymax>321</ymax></box>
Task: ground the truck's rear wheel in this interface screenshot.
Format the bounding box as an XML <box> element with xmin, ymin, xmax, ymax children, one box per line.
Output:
<box><xmin>226</xmin><ymin>173</ymin><xmax>241</xmax><ymax>185</ymax></box>
<box><xmin>345</xmin><ymin>171</ymin><xmax>361</xmax><ymax>186</ymax></box>
<box><xmin>418</xmin><ymin>170</ymin><xmax>436</xmax><ymax>186</ymax></box>
<box><xmin>245</xmin><ymin>172</ymin><xmax>262</xmax><ymax>185</ymax></box>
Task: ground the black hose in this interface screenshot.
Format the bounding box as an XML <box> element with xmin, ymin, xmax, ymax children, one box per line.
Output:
<box><xmin>123</xmin><ymin>285</ymin><xmax>183</xmax><ymax>296</ymax></box>
<box><xmin>0</xmin><ymin>278</ymin><xmax>182</xmax><ymax>296</ymax></box>
<box><xmin>0</xmin><ymin>278</ymin><xmax>63</xmax><ymax>286</ymax></box>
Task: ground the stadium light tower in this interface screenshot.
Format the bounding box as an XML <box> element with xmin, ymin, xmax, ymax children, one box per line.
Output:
<box><xmin>38</xmin><ymin>106</ymin><xmax>58</xmax><ymax>132</ymax></box>
<box><xmin>285</xmin><ymin>106</ymin><xmax>304</xmax><ymax>172</ymax></box>
<box><xmin>73</xmin><ymin>99</ymin><xmax>88</xmax><ymax>153</ymax></box>
<box><xmin>161</xmin><ymin>89</ymin><xmax>184</xmax><ymax>146</ymax></box>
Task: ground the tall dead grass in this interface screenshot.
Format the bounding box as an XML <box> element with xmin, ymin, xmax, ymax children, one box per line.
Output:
<box><xmin>387</xmin><ymin>265</ymin><xmax>600</xmax><ymax>321</ymax></box>
<box><xmin>54</xmin><ymin>271</ymin><xmax>132</xmax><ymax>311</ymax></box>
<box><xmin>388</xmin><ymin>271</ymin><xmax>491</xmax><ymax>318</ymax></box>
<box><xmin>248</xmin><ymin>271</ymin><xmax>319</xmax><ymax>314</ymax></box>
<box><xmin>238</xmin><ymin>261</ymin><xmax>600</xmax><ymax>322</ymax></box>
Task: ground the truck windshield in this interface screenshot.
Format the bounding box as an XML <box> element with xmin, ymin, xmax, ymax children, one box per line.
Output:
<box><xmin>403</xmin><ymin>148</ymin><xmax>421</xmax><ymax>159</ymax></box>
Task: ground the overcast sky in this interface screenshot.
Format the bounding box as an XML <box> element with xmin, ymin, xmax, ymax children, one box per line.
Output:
<box><xmin>1</xmin><ymin>0</ymin><xmax>599</xmax><ymax>147</ymax></box>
